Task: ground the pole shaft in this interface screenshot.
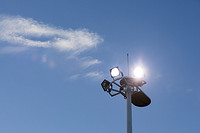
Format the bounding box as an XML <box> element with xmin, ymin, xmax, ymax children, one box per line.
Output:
<box><xmin>127</xmin><ymin>87</ymin><xmax>132</xmax><ymax>133</ymax></box>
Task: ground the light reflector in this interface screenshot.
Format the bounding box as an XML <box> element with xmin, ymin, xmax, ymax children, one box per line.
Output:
<box><xmin>110</xmin><ymin>67</ymin><xmax>120</xmax><ymax>78</ymax></box>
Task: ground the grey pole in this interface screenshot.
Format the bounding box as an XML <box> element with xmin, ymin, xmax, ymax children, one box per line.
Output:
<box><xmin>101</xmin><ymin>65</ymin><xmax>151</xmax><ymax>133</ymax></box>
<box><xmin>126</xmin><ymin>86</ymin><xmax>132</xmax><ymax>133</ymax></box>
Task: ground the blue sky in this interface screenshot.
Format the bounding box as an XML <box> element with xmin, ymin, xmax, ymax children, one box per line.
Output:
<box><xmin>0</xmin><ymin>0</ymin><xmax>200</xmax><ymax>133</ymax></box>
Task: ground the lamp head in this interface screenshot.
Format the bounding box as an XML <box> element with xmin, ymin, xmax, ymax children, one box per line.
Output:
<box><xmin>101</xmin><ymin>79</ymin><xmax>110</xmax><ymax>91</ymax></box>
<box><xmin>110</xmin><ymin>67</ymin><xmax>121</xmax><ymax>78</ymax></box>
<box><xmin>133</xmin><ymin>67</ymin><xmax>145</xmax><ymax>79</ymax></box>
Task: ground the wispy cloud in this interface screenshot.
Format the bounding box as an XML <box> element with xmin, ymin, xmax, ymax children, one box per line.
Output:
<box><xmin>67</xmin><ymin>55</ymin><xmax>102</xmax><ymax>68</ymax></box>
<box><xmin>0</xmin><ymin>15</ymin><xmax>104</xmax><ymax>79</ymax></box>
<box><xmin>80</xmin><ymin>57</ymin><xmax>102</xmax><ymax>68</ymax></box>
<box><xmin>69</xmin><ymin>74</ymin><xmax>80</xmax><ymax>80</ymax></box>
<box><xmin>0</xmin><ymin>15</ymin><xmax>103</xmax><ymax>54</ymax></box>
<box><xmin>85</xmin><ymin>71</ymin><xmax>104</xmax><ymax>79</ymax></box>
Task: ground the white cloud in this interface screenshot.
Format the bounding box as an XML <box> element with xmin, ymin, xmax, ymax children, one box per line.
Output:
<box><xmin>0</xmin><ymin>15</ymin><xmax>104</xmax><ymax>79</ymax></box>
<box><xmin>69</xmin><ymin>74</ymin><xmax>80</xmax><ymax>80</ymax></box>
<box><xmin>85</xmin><ymin>71</ymin><xmax>104</xmax><ymax>79</ymax></box>
<box><xmin>0</xmin><ymin>15</ymin><xmax>103</xmax><ymax>54</ymax></box>
<box><xmin>0</xmin><ymin>46</ymin><xmax>28</xmax><ymax>54</ymax></box>
<box><xmin>81</xmin><ymin>57</ymin><xmax>102</xmax><ymax>68</ymax></box>
<box><xmin>66</xmin><ymin>55</ymin><xmax>102</xmax><ymax>68</ymax></box>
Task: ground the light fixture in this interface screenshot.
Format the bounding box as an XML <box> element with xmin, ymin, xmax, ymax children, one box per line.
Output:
<box><xmin>133</xmin><ymin>67</ymin><xmax>145</xmax><ymax>79</ymax></box>
<box><xmin>100</xmin><ymin>54</ymin><xmax>151</xmax><ymax>133</ymax></box>
<box><xmin>101</xmin><ymin>79</ymin><xmax>110</xmax><ymax>91</ymax></box>
<box><xmin>110</xmin><ymin>67</ymin><xmax>120</xmax><ymax>78</ymax></box>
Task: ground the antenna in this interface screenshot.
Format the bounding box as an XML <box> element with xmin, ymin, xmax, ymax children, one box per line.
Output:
<box><xmin>127</xmin><ymin>53</ymin><xmax>129</xmax><ymax>76</ymax></box>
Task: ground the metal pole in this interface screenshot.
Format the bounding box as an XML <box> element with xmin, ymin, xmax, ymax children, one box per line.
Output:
<box><xmin>126</xmin><ymin>86</ymin><xmax>132</xmax><ymax>133</ymax></box>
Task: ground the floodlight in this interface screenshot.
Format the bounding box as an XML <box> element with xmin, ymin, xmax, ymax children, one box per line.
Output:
<box><xmin>110</xmin><ymin>67</ymin><xmax>120</xmax><ymax>78</ymax></box>
<box><xmin>131</xmin><ymin>90</ymin><xmax>151</xmax><ymax>107</ymax></box>
<box><xmin>100</xmin><ymin>54</ymin><xmax>151</xmax><ymax>133</ymax></box>
<box><xmin>120</xmin><ymin>77</ymin><xmax>146</xmax><ymax>87</ymax></box>
<box><xmin>133</xmin><ymin>67</ymin><xmax>145</xmax><ymax>79</ymax></box>
<box><xmin>101</xmin><ymin>79</ymin><xmax>110</xmax><ymax>91</ymax></box>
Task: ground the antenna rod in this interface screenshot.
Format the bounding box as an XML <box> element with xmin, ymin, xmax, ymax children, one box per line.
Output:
<box><xmin>127</xmin><ymin>53</ymin><xmax>129</xmax><ymax>76</ymax></box>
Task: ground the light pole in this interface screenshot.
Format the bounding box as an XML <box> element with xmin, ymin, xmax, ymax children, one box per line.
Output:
<box><xmin>126</xmin><ymin>86</ymin><xmax>132</xmax><ymax>133</ymax></box>
<box><xmin>101</xmin><ymin>66</ymin><xmax>151</xmax><ymax>133</ymax></box>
